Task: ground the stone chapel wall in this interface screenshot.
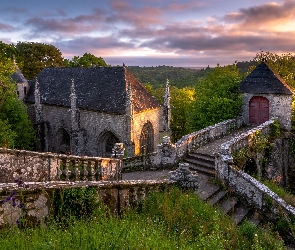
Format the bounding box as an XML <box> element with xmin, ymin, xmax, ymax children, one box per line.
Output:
<box><xmin>133</xmin><ymin>108</ymin><xmax>162</xmax><ymax>155</ymax></box>
<box><xmin>241</xmin><ymin>93</ymin><xmax>292</xmax><ymax>131</ymax></box>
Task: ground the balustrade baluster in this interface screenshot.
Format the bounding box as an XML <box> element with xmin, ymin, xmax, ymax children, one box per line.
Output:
<box><xmin>96</xmin><ymin>160</ymin><xmax>102</xmax><ymax>180</ymax></box>
<box><xmin>72</xmin><ymin>159</ymin><xmax>80</xmax><ymax>181</ymax></box>
<box><xmin>88</xmin><ymin>160</ymin><xmax>95</xmax><ymax>181</ymax></box>
<box><xmin>56</xmin><ymin>158</ymin><xmax>62</xmax><ymax>181</ymax></box>
<box><xmin>62</xmin><ymin>159</ymin><xmax>70</xmax><ymax>181</ymax></box>
<box><xmin>80</xmin><ymin>160</ymin><xmax>88</xmax><ymax>181</ymax></box>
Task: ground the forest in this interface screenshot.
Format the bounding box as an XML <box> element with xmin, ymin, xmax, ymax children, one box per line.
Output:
<box><xmin>1</xmin><ymin>40</ymin><xmax>295</xmax><ymax>147</ymax></box>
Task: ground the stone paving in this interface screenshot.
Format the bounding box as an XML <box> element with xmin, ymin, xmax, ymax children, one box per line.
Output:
<box><xmin>122</xmin><ymin>126</ymin><xmax>255</xmax><ymax>204</ymax></box>
<box><xmin>195</xmin><ymin>125</ymin><xmax>254</xmax><ymax>156</ymax></box>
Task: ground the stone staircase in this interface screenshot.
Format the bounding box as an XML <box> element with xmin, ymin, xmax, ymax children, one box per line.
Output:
<box><xmin>194</xmin><ymin>171</ymin><xmax>262</xmax><ymax>226</ymax></box>
<box><xmin>183</xmin><ymin>126</ymin><xmax>263</xmax><ymax>226</ymax></box>
<box><xmin>184</xmin><ymin>152</ymin><xmax>216</xmax><ymax>176</ymax></box>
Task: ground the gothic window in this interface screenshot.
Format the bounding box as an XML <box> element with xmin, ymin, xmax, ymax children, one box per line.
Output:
<box><xmin>140</xmin><ymin>121</ymin><xmax>154</xmax><ymax>154</ymax></box>
<box><xmin>98</xmin><ymin>131</ymin><xmax>119</xmax><ymax>157</ymax></box>
<box><xmin>58</xmin><ymin>128</ymin><xmax>70</xmax><ymax>154</ymax></box>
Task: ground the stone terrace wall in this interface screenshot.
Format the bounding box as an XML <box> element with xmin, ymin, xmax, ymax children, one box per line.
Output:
<box><xmin>0</xmin><ymin>148</ymin><xmax>122</xmax><ymax>183</ymax></box>
<box><xmin>175</xmin><ymin>116</ymin><xmax>244</xmax><ymax>158</ymax></box>
<box><xmin>0</xmin><ymin>179</ymin><xmax>172</xmax><ymax>227</ymax></box>
<box><xmin>122</xmin><ymin>117</ymin><xmax>244</xmax><ymax>171</ymax></box>
<box><xmin>216</xmin><ymin>118</ymin><xmax>295</xmax><ymax>219</ymax></box>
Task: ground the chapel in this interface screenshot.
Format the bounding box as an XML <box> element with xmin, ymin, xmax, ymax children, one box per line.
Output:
<box><xmin>24</xmin><ymin>66</ymin><xmax>170</xmax><ymax>157</ymax></box>
<box><xmin>239</xmin><ymin>61</ymin><xmax>294</xmax><ymax>131</ymax></box>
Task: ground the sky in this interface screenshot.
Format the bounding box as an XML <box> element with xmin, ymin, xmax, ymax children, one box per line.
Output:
<box><xmin>0</xmin><ymin>0</ymin><xmax>294</xmax><ymax>67</ymax></box>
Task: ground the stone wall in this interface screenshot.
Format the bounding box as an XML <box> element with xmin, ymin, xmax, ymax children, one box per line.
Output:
<box><xmin>123</xmin><ymin>117</ymin><xmax>244</xmax><ymax>171</ymax></box>
<box><xmin>175</xmin><ymin>117</ymin><xmax>244</xmax><ymax>158</ymax></box>
<box><xmin>132</xmin><ymin>108</ymin><xmax>163</xmax><ymax>155</ymax></box>
<box><xmin>28</xmin><ymin>104</ymin><xmax>163</xmax><ymax>157</ymax></box>
<box><xmin>0</xmin><ymin>148</ymin><xmax>121</xmax><ymax>183</ymax></box>
<box><xmin>241</xmin><ymin>93</ymin><xmax>292</xmax><ymax>131</ymax></box>
<box><xmin>216</xmin><ymin>118</ymin><xmax>295</xmax><ymax>220</ymax></box>
<box><xmin>0</xmin><ymin>179</ymin><xmax>172</xmax><ymax>227</ymax></box>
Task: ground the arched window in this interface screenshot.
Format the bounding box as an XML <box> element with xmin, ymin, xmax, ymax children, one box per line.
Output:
<box><xmin>98</xmin><ymin>131</ymin><xmax>119</xmax><ymax>157</ymax></box>
<box><xmin>58</xmin><ymin>128</ymin><xmax>70</xmax><ymax>154</ymax></box>
<box><xmin>140</xmin><ymin>121</ymin><xmax>154</xmax><ymax>154</ymax></box>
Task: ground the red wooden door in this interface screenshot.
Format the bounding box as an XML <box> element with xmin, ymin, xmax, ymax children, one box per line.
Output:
<box><xmin>249</xmin><ymin>96</ymin><xmax>269</xmax><ymax>125</ymax></box>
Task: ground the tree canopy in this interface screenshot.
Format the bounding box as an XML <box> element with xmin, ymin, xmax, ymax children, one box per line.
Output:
<box><xmin>251</xmin><ymin>51</ymin><xmax>295</xmax><ymax>89</ymax></box>
<box><xmin>64</xmin><ymin>53</ymin><xmax>108</xmax><ymax>67</ymax></box>
<box><xmin>150</xmin><ymin>85</ymin><xmax>195</xmax><ymax>142</ymax></box>
<box><xmin>190</xmin><ymin>65</ymin><xmax>242</xmax><ymax>131</ymax></box>
<box><xmin>0</xmin><ymin>52</ymin><xmax>35</xmax><ymax>149</ymax></box>
<box><xmin>14</xmin><ymin>42</ymin><xmax>64</xmax><ymax>80</ymax></box>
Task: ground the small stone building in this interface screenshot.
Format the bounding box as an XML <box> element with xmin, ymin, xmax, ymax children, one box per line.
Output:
<box><xmin>239</xmin><ymin>62</ymin><xmax>294</xmax><ymax>131</ymax></box>
<box><xmin>24</xmin><ymin>66</ymin><xmax>170</xmax><ymax>157</ymax></box>
<box><xmin>11</xmin><ymin>63</ymin><xmax>29</xmax><ymax>101</ymax></box>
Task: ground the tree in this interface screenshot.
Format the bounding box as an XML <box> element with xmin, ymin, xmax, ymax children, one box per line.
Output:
<box><xmin>251</xmin><ymin>51</ymin><xmax>295</xmax><ymax>89</ymax></box>
<box><xmin>15</xmin><ymin>42</ymin><xmax>64</xmax><ymax>80</ymax></box>
<box><xmin>190</xmin><ymin>65</ymin><xmax>242</xmax><ymax>131</ymax></box>
<box><xmin>66</xmin><ymin>53</ymin><xmax>108</xmax><ymax>67</ymax></box>
<box><xmin>147</xmin><ymin>85</ymin><xmax>195</xmax><ymax>142</ymax></box>
<box><xmin>0</xmin><ymin>53</ymin><xmax>35</xmax><ymax>149</ymax></box>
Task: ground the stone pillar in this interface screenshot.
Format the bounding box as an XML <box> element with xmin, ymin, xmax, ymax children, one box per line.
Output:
<box><xmin>163</xmin><ymin>79</ymin><xmax>171</xmax><ymax>133</ymax></box>
<box><xmin>169</xmin><ymin>163</ymin><xmax>198</xmax><ymax>191</ymax></box>
<box><xmin>125</xmin><ymin>80</ymin><xmax>134</xmax><ymax>157</ymax></box>
<box><xmin>69</xmin><ymin>79</ymin><xmax>81</xmax><ymax>155</ymax></box>
<box><xmin>112</xmin><ymin>143</ymin><xmax>125</xmax><ymax>159</ymax></box>
<box><xmin>34</xmin><ymin>78</ymin><xmax>47</xmax><ymax>151</ymax></box>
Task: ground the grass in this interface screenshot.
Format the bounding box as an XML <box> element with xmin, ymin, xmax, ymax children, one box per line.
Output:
<box><xmin>0</xmin><ymin>187</ymin><xmax>286</xmax><ymax>249</ymax></box>
<box><xmin>263</xmin><ymin>180</ymin><xmax>295</xmax><ymax>208</ymax></box>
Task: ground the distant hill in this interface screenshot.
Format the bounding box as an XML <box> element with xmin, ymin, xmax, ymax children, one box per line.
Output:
<box><xmin>127</xmin><ymin>65</ymin><xmax>212</xmax><ymax>89</ymax></box>
<box><xmin>127</xmin><ymin>61</ymin><xmax>257</xmax><ymax>89</ymax></box>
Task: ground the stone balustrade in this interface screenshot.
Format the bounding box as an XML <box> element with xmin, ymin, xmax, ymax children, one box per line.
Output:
<box><xmin>175</xmin><ymin>116</ymin><xmax>244</xmax><ymax>158</ymax></box>
<box><xmin>0</xmin><ymin>148</ymin><xmax>122</xmax><ymax>183</ymax></box>
<box><xmin>216</xmin><ymin>117</ymin><xmax>295</xmax><ymax>218</ymax></box>
<box><xmin>0</xmin><ymin>179</ymin><xmax>172</xmax><ymax>227</ymax></box>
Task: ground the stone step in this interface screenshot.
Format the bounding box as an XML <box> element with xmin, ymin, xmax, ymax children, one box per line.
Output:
<box><xmin>188</xmin><ymin>164</ymin><xmax>216</xmax><ymax>176</ymax></box>
<box><xmin>220</xmin><ymin>197</ymin><xmax>237</xmax><ymax>214</ymax></box>
<box><xmin>247</xmin><ymin>211</ymin><xmax>261</xmax><ymax>226</ymax></box>
<box><xmin>195</xmin><ymin>182</ymin><xmax>220</xmax><ymax>201</ymax></box>
<box><xmin>184</xmin><ymin>157</ymin><xmax>215</xmax><ymax>169</ymax></box>
<box><xmin>232</xmin><ymin>206</ymin><xmax>250</xmax><ymax>225</ymax></box>
<box><xmin>187</xmin><ymin>152</ymin><xmax>215</xmax><ymax>162</ymax></box>
<box><xmin>208</xmin><ymin>190</ymin><xmax>227</xmax><ymax>205</ymax></box>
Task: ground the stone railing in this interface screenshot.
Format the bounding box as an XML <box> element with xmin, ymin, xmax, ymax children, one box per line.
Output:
<box><xmin>216</xmin><ymin>118</ymin><xmax>295</xmax><ymax>218</ymax></box>
<box><xmin>0</xmin><ymin>148</ymin><xmax>122</xmax><ymax>183</ymax></box>
<box><xmin>0</xmin><ymin>179</ymin><xmax>172</xmax><ymax>227</ymax></box>
<box><xmin>122</xmin><ymin>117</ymin><xmax>244</xmax><ymax>171</ymax></box>
<box><xmin>123</xmin><ymin>153</ymin><xmax>156</xmax><ymax>172</ymax></box>
<box><xmin>175</xmin><ymin>116</ymin><xmax>244</xmax><ymax>158</ymax></box>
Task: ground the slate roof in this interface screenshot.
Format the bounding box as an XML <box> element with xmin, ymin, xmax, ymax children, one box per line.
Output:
<box><xmin>11</xmin><ymin>65</ymin><xmax>27</xmax><ymax>83</ymax></box>
<box><xmin>239</xmin><ymin>62</ymin><xmax>293</xmax><ymax>95</ymax></box>
<box><xmin>25</xmin><ymin>66</ymin><xmax>162</xmax><ymax>114</ymax></box>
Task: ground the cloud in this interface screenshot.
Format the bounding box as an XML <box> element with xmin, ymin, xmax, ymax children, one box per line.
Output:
<box><xmin>53</xmin><ymin>36</ymin><xmax>134</xmax><ymax>58</ymax></box>
<box><xmin>165</xmin><ymin>2</ymin><xmax>207</xmax><ymax>12</ymax></box>
<box><xmin>223</xmin><ymin>1</ymin><xmax>295</xmax><ymax>31</ymax></box>
<box><xmin>0</xmin><ymin>6</ymin><xmax>27</xmax><ymax>14</ymax></box>
<box><xmin>24</xmin><ymin>8</ymin><xmax>108</xmax><ymax>37</ymax></box>
<box><xmin>0</xmin><ymin>22</ymin><xmax>17</xmax><ymax>32</ymax></box>
<box><xmin>109</xmin><ymin>0</ymin><xmax>163</xmax><ymax>28</ymax></box>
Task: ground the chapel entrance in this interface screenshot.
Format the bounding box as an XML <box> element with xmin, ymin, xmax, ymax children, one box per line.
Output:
<box><xmin>140</xmin><ymin>121</ymin><xmax>154</xmax><ymax>154</ymax></box>
<box><xmin>98</xmin><ymin>131</ymin><xmax>119</xmax><ymax>157</ymax></box>
<box><xmin>58</xmin><ymin>128</ymin><xmax>71</xmax><ymax>154</ymax></box>
<box><xmin>249</xmin><ymin>96</ymin><xmax>269</xmax><ymax>125</ymax></box>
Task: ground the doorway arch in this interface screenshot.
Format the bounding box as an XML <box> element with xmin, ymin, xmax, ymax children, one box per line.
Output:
<box><xmin>140</xmin><ymin>121</ymin><xmax>154</xmax><ymax>154</ymax></box>
<box><xmin>97</xmin><ymin>131</ymin><xmax>119</xmax><ymax>157</ymax></box>
<box><xmin>57</xmin><ymin>128</ymin><xmax>71</xmax><ymax>154</ymax></box>
<box><xmin>249</xmin><ymin>96</ymin><xmax>269</xmax><ymax>125</ymax></box>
